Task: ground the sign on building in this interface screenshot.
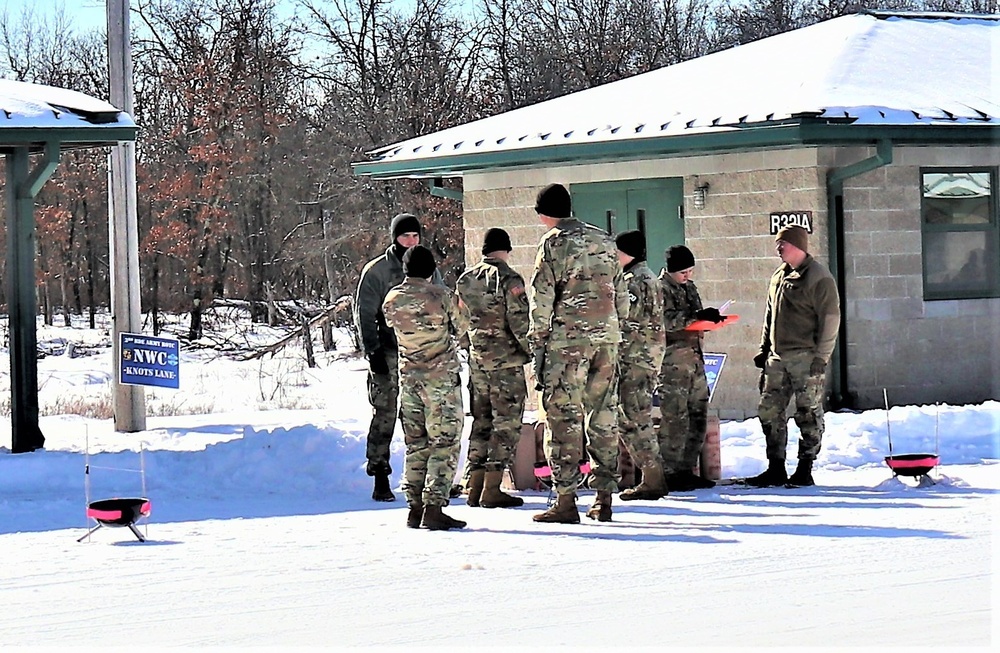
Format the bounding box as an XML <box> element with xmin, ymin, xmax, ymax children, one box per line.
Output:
<box><xmin>703</xmin><ymin>353</ymin><xmax>727</xmax><ymax>402</ymax></box>
<box><xmin>769</xmin><ymin>211</ymin><xmax>813</xmax><ymax>234</ymax></box>
<box><xmin>120</xmin><ymin>333</ymin><xmax>179</xmax><ymax>389</ymax></box>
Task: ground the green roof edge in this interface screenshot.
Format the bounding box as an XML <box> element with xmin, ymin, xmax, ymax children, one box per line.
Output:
<box><xmin>352</xmin><ymin>123</ymin><xmax>1000</xmax><ymax>179</ymax></box>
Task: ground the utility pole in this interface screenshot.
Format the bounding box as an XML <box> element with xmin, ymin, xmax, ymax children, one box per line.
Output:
<box><xmin>108</xmin><ymin>0</ymin><xmax>146</xmax><ymax>432</ymax></box>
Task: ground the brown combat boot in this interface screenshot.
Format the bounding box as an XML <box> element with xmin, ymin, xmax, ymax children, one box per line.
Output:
<box><xmin>619</xmin><ymin>461</ymin><xmax>667</xmax><ymax>501</ymax></box>
<box><xmin>480</xmin><ymin>470</ymin><xmax>524</xmax><ymax>508</ymax></box>
<box><xmin>532</xmin><ymin>492</ymin><xmax>580</xmax><ymax>523</ymax></box>
<box><xmin>465</xmin><ymin>468</ymin><xmax>486</xmax><ymax>507</ymax></box>
<box><xmin>406</xmin><ymin>502</ymin><xmax>423</xmax><ymax>529</ymax></box>
<box><xmin>586</xmin><ymin>490</ymin><xmax>613</xmax><ymax>522</ymax></box>
<box><xmin>421</xmin><ymin>505</ymin><xmax>467</xmax><ymax>531</ymax></box>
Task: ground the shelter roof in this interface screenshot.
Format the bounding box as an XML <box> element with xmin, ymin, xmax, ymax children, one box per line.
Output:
<box><xmin>0</xmin><ymin>78</ymin><xmax>137</xmax><ymax>152</ymax></box>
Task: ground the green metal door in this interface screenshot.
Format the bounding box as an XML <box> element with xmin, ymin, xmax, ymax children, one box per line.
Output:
<box><xmin>570</xmin><ymin>178</ymin><xmax>684</xmax><ymax>276</ymax></box>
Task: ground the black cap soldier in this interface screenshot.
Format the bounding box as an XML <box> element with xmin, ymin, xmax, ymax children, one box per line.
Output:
<box><xmin>382</xmin><ymin>245</ymin><xmax>469</xmax><ymax>530</ymax></box>
<box><xmin>657</xmin><ymin>245</ymin><xmax>721</xmax><ymax>492</ymax></box>
<box><xmin>529</xmin><ymin>184</ymin><xmax>629</xmax><ymax>523</ymax></box>
<box><xmin>353</xmin><ymin>213</ymin><xmax>443</xmax><ymax>502</ymax></box>
<box><xmin>613</xmin><ymin>230</ymin><xmax>668</xmax><ymax>501</ymax></box>
<box><xmin>455</xmin><ymin>228</ymin><xmax>531</xmax><ymax>509</ymax></box>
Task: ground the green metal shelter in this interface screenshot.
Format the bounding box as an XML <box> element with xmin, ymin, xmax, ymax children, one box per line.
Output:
<box><xmin>1</xmin><ymin>78</ymin><xmax>137</xmax><ymax>453</ymax></box>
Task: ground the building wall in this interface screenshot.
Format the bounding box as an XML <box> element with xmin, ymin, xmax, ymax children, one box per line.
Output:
<box><xmin>462</xmin><ymin>146</ymin><xmax>829</xmax><ymax>420</ymax></box>
<box><xmin>840</xmin><ymin>144</ymin><xmax>1000</xmax><ymax>409</ymax></box>
<box><xmin>461</xmin><ymin>143</ymin><xmax>1000</xmax><ymax>420</ymax></box>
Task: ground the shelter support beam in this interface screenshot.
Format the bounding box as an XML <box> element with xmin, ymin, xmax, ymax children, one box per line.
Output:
<box><xmin>826</xmin><ymin>139</ymin><xmax>893</xmax><ymax>410</ymax></box>
<box><xmin>428</xmin><ymin>177</ymin><xmax>463</xmax><ymax>202</ymax></box>
<box><xmin>5</xmin><ymin>143</ymin><xmax>60</xmax><ymax>452</ymax></box>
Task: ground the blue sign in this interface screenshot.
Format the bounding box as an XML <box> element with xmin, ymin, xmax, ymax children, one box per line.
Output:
<box><xmin>651</xmin><ymin>352</ymin><xmax>728</xmax><ymax>406</ymax></box>
<box><xmin>120</xmin><ymin>333</ymin><xmax>180</xmax><ymax>389</ymax></box>
<box><xmin>703</xmin><ymin>353</ymin><xmax>727</xmax><ymax>402</ymax></box>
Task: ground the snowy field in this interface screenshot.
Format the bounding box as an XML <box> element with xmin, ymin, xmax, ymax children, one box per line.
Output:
<box><xmin>0</xmin><ymin>316</ymin><xmax>997</xmax><ymax>649</ymax></box>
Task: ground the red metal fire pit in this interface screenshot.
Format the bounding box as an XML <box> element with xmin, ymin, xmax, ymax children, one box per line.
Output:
<box><xmin>885</xmin><ymin>453</ymin><xmax>940</xmax><ymax>478</ymax></box>
<box><xmin>78</xmin><ymin>497</ymin><xmax>151</xmax><ymax>542</ymax></box>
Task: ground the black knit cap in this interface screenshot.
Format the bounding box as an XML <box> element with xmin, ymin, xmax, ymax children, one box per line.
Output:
<box><xmin>666</xmin><ymin>245</ymin><xmax>696</xmax><ymax>273</ymax></box>
<box><xmin>402</xmin><ymin>244</ymin><xmax>436</xmax><ymax>279</ymax></box>
<box><xmin>615</xmin><ymin>230</ymin><xmax>646</xmax><ymax>261</ymax></box>
<box><xmin>534</xmin><ymin>183</ymin><xmax>572</xmax><ymax>219</ymax></box>
<box><xmin>390</xmin><ymin>213</ymin><xmax>422</xmax><ymax>240</ymax></box>
<box><xmin>482</xmin><ymin>228</ymin><xmax>513</xmax><ymax>256</ymax></box>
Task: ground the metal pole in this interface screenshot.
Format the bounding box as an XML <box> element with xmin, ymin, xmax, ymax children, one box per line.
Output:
<box><xmin>107</xmin><ymin>0</ymin><xmax>146</xmax><ymax>431</ymax></box>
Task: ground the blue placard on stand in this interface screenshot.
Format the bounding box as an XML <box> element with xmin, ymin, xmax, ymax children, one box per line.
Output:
<box><xmin>120</xmin><ymin>333</ymin><xmax>180</xmax><ymax>389</ymax></box>
<box><xmin>703</xmin><ymin>353</ymin><xmax>727</xmax><ymax>402</ymax></box>
<box><xmin>651</xmin><ymin>352</ymin><xmax>728</xmax><ymax>406</ymax></box>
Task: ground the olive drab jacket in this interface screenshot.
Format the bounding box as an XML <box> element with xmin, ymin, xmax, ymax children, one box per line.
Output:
<box><xmin>528</xmin><ymin>219</ymin><xmax>628</xmax><ymax>351</ymax></box>
<box><xmin>354</xmin><ymin>246</ymin><xmax>444</xmax><ymax>357</ymax></box>
<box><xmin>619</xmin><ymin>260</ymin><xmax>665</xmax><ymax>371</ymax></box>
<box><xmin>455</xmin><ymin>257</ymin><xmax>531</xmax><ymax>371</ymax></box>
<box><xmin>759</xmin><ymin>254</ymin><xmax>841</xmax><ymax>363</ymax></box>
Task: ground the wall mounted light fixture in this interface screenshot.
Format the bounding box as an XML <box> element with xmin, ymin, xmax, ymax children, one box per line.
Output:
<box><xmin>693</xmin><ymin>180</ymin><xmax>710</xmax><ymax>209</ymax></box>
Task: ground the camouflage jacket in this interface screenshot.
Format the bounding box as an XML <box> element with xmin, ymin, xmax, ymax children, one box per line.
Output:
<box><xmin>354</xmin><ymin>246</ymin><xmax>444</xmax><ymax>356</ymax></box>
<box><xmin>619</xmin><ymin>261</ymin><xmax>665</xmax><ymax>371</ymax></box>
<box><xmin>455</xmin><ymin>256</ymin><xmax>531</xmax><ymax>370</ymax></box>
<box><xmin>529</xmin><ymin>219</ymin><xmax>627</xmax><ymax>350</ymax></box>
<box><xmin>382</xmin><ymin>277</ymin><xmax>468</xmax><ymax>377</ymax></box>
<box><xmin>760</xmin><ymin>254</ymin><xmax>840</xmax><ymax>363</ymax></box>
<box><xmin>660</xmin><ymin>271</ymin><xmax>704</xmax><ymax>354</ymax></box>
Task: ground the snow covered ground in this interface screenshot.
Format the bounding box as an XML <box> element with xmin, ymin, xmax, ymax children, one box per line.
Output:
<box><xmin>0</xmin><ymin>317</ymin><xmax>997</xmax><ymax>649</ymax></box>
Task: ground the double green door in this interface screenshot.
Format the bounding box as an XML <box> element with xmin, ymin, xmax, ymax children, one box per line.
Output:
<box><xmin>570</xmin><ymin>178</ymin><xmax>685</xmax><ymax>276</ymax></box>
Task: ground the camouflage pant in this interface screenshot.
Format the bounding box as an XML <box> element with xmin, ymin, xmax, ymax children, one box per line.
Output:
<box><xmin>657</xmin><ymin>347</ymin><xmax>709</xmax><ymax>472</ymax></box>
<box><xmin>617</xmin><ymin>362</ymin><xmax>660</xmax><ymax>469</ymax></box>
<box><xmin>365</xmin><ymin>350</ymin><xmax>399</xmax><ymax>476</ymax></box>
<box><xmin>540</xmin><ymin>343</ymin><xmax>621</xmax><ymax>495</ymax></box>
<box><xmin>464</xmin><ymin>362</ymin><xmax>527</xmax><ymax>475</ymax></box>
<box><xmin>399</xmin><ymin>372</ymin><xmax>464</xmax><ymax>507</ymax></box>
<box><xmin>757</xmin><ymin>351</ymin><xmax>826</xmax><ymax>462</ymax></box>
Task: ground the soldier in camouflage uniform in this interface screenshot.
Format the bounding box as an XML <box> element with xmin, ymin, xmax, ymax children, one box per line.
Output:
<box><xmin>382</xmin><ymin>245</ymin><xmax>469</xmax><ymax>530</ymax></box>
<box><xmin>658</xmin><ymin>245</ymin><xmax>723</xmax><ymax>492</ymax></box>
<box><xmin>354</xmin><ymin>213</ymin><xmax>444</xmax><ymax>502</ymax></box>
<box><xmin>749</xmin><ymin>225</ymin><xmax>840</xmax><ymax>488</ymax></box>
<box><xmin>612</xmin><ymin>230</ymin><xmax>668</xmax><ymax>502</ymax></box>
<box><xmin>528</xmin><ymin>183</ymin><xmax>628</xmax><ymax>524</ymax></box>
<box><xmin>455</xmin><ymin>228</ymin><xmax>531</xmax><ymax>509</ymax></box>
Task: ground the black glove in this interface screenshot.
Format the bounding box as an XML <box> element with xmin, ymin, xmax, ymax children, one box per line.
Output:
<box><xmin>694</xmin><ymin>307</ymin><xmax>723</xmax><ymax>323</ymax></box>
<box><xmin>753</xmin><ymin>351</ymin><xmax>768</xmax><ymax>369</ymax></box>
<box><xmin>533</xmin><ymin>347</ymin><xmax>546</xmax><ymax>391</ymax></box>
<box><xmin>810</xmin><ymin>357</ymin><xmax>827</xmax><ymax>376</ymax></box>
<box><xmin>367</xmin><ymin>349</ymin><xmax>390</xmax><ymax>376</ymax></box>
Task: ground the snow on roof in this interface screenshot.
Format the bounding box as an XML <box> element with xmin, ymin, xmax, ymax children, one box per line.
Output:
<box><xmin>363</xmin><ymin>12</ymin><xmax>999</xmax><ymax>169</ymax></box>
<box><xmin>0</xmin><ymin>78</ymin><xmax>134</xmax><ymax>130</ymax></box>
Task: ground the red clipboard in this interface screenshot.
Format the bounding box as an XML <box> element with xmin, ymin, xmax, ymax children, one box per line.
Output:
<box><xmin>685</xmin><ymin>314</ymin><xmax>740</xmax><ymax>332</ymax></box>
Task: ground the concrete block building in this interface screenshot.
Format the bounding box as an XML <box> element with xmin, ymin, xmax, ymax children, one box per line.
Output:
<box><xmin>354</xmin><ymin>11</ymin><xmax>1000</xmax><ymax>420</ymax></box>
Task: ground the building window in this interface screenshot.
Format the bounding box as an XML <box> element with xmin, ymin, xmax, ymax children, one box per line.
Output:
<box><xmin>920</xmin><ymin>168</ymin><xmax>999</xmax><ymax>300</ymax></box>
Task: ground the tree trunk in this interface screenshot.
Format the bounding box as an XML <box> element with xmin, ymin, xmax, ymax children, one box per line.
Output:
<box><xmin>322</xmin><ymin>209</ymin><xmax>337</xmax><ymax>352</ymax></box>
<box><xmin>60</xmin><ymin>275</ymin><xmax>71</xmax><ymax>326</ymax></box>
<box><xmin>302</xmin><ymin>314</ymin><xmax>316</xmax><ymax>368</ymax></box>
<box><xmin>151</xmin><ymin>255</ymin><xmax>161</xmax><ymax>336</ymax></box>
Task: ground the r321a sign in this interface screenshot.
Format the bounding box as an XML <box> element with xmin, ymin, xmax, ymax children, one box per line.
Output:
<box><xmin>769</xmin><ymin>211</ymin><xmax>813</xmax><ymax>234</ymax></box>
<box><xmin>120</xmin><ymin>332</ymin><xmax>180</xmax><ymax>389</ymax></box>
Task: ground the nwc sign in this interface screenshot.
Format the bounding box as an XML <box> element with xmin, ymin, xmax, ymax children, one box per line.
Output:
<box><xmin>120</xmin><ymin>333</ymin><xmax>179</xmax><ymax>389</ymax></box>
<box><xmin>652</xmin><ymin>353</ymin><xmax>728</xmax><ymax>406</ymax></box>
<box><xmin>703</xmin><ymin>353</ymin><xmax>727</xmax><ymax>402</ymax></box>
